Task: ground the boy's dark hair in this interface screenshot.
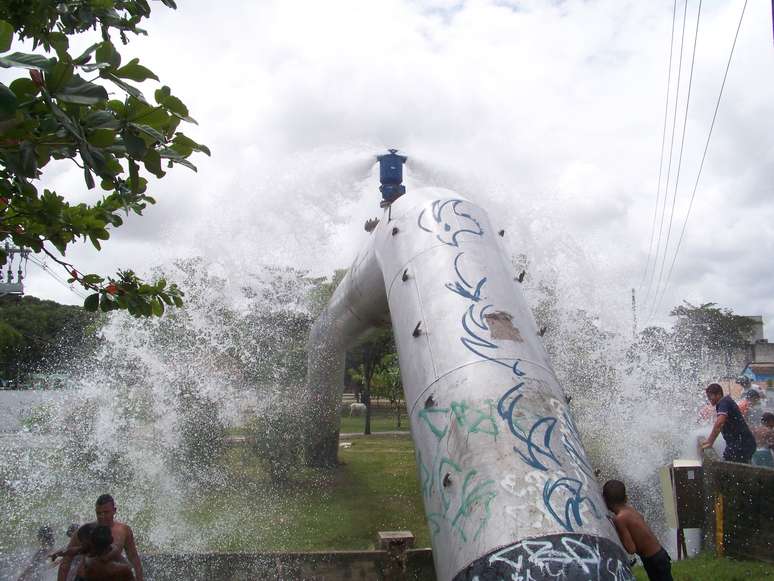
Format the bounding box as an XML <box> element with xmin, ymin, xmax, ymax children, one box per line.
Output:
<box><xmin>77</xmin><ymin>523</ymin><xmax>96</xmax><ymax>542</ymax></box>
<box><xmin>602</xmin><ymin>480</ymin><xmax>627</xmax><ymax>506</ymax></box>
<box><xmin>705</xmin><ymin>383</ymin><xmax>723</xmax><ymax>396</ymax></box>
<box><xmin>90</xmin><ymin>525</ymin><xmax>113</xmax><ymax>553</ymax></box>
<box><xmin>95</xmin><ymin>494</ymin><xmax>115</xmax><ymax>506</ymax></box>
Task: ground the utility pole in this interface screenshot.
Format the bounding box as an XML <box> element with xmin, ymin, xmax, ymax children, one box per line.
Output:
<box><xmin>632</xmin><ymin>288</ymin><xmax>638</xmax><ymax>339</ymax></box>
<box><xmin>0</xmin><ymin>241</ymin><xmax>29</xmax><ymax>297</ymax></box>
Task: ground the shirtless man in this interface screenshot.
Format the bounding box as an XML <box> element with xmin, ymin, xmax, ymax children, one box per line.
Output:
<box><xmin>57</xmin><ymin>495</ymin><xmax>143</xmax><ymax>581</ymax></box>
<box><xmin>603</xmin><ymin>480</ymin><xmax>672</xmax><ymax>581</ymax></box>
<box><xmin>82</xmin><ymin>525</ymin><xmax>133</xmax><ymax>581</ymax></box>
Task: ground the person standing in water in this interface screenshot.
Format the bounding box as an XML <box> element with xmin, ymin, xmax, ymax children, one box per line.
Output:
<box><xmin>751</xmin><ymin>412</ymin><xmax>774</xmax><ymax>467</ymax></box>
<box><xmin>57</xmin><ymin>495</ymin><xmax>143</xmax><ymax>581</ymax></box>
<box><xmin>82</xmin><ymin>525</ymin><xmax>134</xmax><ymax>581</ymax></box>
<box><xmin>701</xmin><ymin>383</ymin><xmax>756</xmax><ymax>463</ymax></box>
<box><xmin>603</xmin><ymin>480</ymin><xmax>673</xmax><ymax>581</ymax></box>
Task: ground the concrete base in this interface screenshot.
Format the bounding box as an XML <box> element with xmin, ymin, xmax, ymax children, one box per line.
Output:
<box><xmin>141</xmin><ymin>548</ymin><xmax>435</xmax><ymax>581</ymax></box>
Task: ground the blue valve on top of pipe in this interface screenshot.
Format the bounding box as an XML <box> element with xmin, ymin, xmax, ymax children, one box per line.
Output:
<box><xmin>377</xmin><ymin>149</ymin><xmax>407</xmax><ymax>204</ymax></box>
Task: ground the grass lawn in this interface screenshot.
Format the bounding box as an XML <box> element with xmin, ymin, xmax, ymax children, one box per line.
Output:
<box><xmin>1</xmin><ymin>434</ymin><xmax>428</xmax><ymax>554</ymax></box>
<box><xmin>147</xmin><ymin>433</ymin><xmax>429</xmax><ymax>552</ymax></box>
<box><xmin>632</xmin><ymin>552</ymin><xmax>774</xmax><ymax>580</ymax></box>
<box><xmin>339</xmin><ymin>410</ymin><xmax>409</xmax><ymax>434</ymax></box>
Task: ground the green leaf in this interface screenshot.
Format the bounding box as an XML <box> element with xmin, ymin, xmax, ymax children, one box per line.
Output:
<box><xmin>123</xmin><ymin>132</ymin><xmax>146</xmax><ymax>157</ymax></box>
<box><xmin>45</xmin><ymin>62</ymin><xmax>74</xmax><ymax>93</ymax></box>
<box><xmin>19</xmin><ymin>141</ymin><xmax>37</xmax><ymax>177</ymax></box>
<box><xmin>142</xmin><ymin>148</ymin><xmax>164</xmax><ymax>178</ymax></box>
<box><xmin>128</xmin><ymin>159</ymin><xmax>140</xmax><ymax>193</ymax></box>
<box><xmin>56</xmin><ymin>75</ymin><xmax>108</xmax><ymax>105</ymax></box>
<box><xmin>0</xmin><ymin>52</ymin><xmax>53</xmax><ymax>71</ymax></box>
<box><xmin>0</xmin><ymin>20</ymin><xmax>12</xmax><ymax>53</ymax></box>
<box><xmin>84</xmin><ymin>110</ymin><xmax>120</xmax><ymax>129</ymax></box>
<box><xmin>48</xmin><ymin>32</ymin><xmax>69</xmax><ymax>61</ymax></box>
<box><xmin>87</xmin><ymin>128</ymin><xmax>116</xmax><ymax>148</ymax></box>
<box><xmin>106</xmin><ymin>73</ymin><xmax>147</xmax><ymax>103</ymax></box>
<box><xmin>172</xmin><ymin>158</ymin><xmax>197</xmax><ymax>172</ymax></box>
<box><xmin>0</xmin><ymin>82</ymin><xmax>18</xmax><ymax>119</ymax></box>
<box><xmin>82</xmin><ymin>274</ymin><xmax>104</xmax><ymax>285</ymax></box>
<box><xmin>9</xmin><ymin>78</ymin><xmax>39</xmax><ymax>100</ymax></box>
<box><xmin>154</xmin><ymin>85</ymin><xmax>190</xmax><ymax>118</ymax></box>
<box><xmin>73</xmin><ymin>43</ymin><xmax>100</xmax><ymax>65</ymax></box>
<box><xmin>81</xmin><ymin>62</ymin><xmax>112</xmax><ymax>73</ymax></box>
<box><xmin>95</xmin><ymin>41</ymin><xmax>121</xmax><ymax>68</ymax></box>
<box><xmin>172</xmin><ymin>133</ymin><xmax>210</xmax><ymax>157</ymax></box>
<box><xmin>84</xmin><ymin>293</ymin><xmax>100</xmax><ymax>311</ymax></box>
<box><xmin>151</xmin><ymin>298</ymin><xmax>164</xmax><ymax>316</ymax></box>
<box><xmin>35</xmin><ymin>145</ymin><xmax>51</xmax><ymax>168</ymax></box>
<box><xmin>129</xmin><ymin>122</ymin><xmax>165</xmax><ymax>143</ymax></box>
<box><xmin>115</xmin><ymin>58</ymin><xmax>159</xmax><ymax>82</ymax></box>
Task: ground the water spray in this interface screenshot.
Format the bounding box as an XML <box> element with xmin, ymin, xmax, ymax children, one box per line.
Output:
<box><xmin>305</xmin><ymin>150</ymin><xmax>634</xmax><ymax>580</ymax></box>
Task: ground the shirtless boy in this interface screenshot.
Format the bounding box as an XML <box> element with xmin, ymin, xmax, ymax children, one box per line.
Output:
<box><xmin>82</xmin><ymin>525</ymin><xmax>134</xmax><ymax>581</ymax></box>
<box><xmin>57</xmin><ymin>495</ymin><xmax>143</xmax><ymax>581</ymax></box>
<box><xmin>603</xmin><ymin>480</ymin><xmax>672</xmax><ymax>581</ymax></box>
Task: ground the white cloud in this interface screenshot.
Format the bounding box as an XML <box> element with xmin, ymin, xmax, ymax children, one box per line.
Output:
<box><xmin>12</xmin><ymin>0</ymin><xmax>774</xmax><ymax>333</ymax></box>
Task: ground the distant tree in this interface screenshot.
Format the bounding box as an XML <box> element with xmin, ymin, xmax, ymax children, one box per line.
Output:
<box><xmin>631</xmin><ymin>301</ymin><xmax>754</xmax><ymax>391</ymax></box>
<box><xmin>0</xmin><ymin>318</ymin><xmax>21</xmax><ymax>377</ymax></box>
<box><xmin>669</xmin><ymin>301</ymin><xmax>755</xmax><ymax>351</ymax></box>
<box><xmin>0</xmin><ymin>294</ymin><xmax>97</xmax><ymax>379</ymax></box>
<box><xmin>347</xmin><ymin>327</ymin><xmax>395</xmax><ymax>435</ymax></box>
<box><xmin>368</xmin><ymin>351</ymin><xmax>403</xmax><ymax>428</ymax></box>
<box><xmin>307</xmin><ymin>268</ymin><xmax>347</xmax><ymax>318</ymax></box>
<box><xmin>0</xmin><ymin>0</ymin><xmax>209</xmax><ymax>317</ymax></box>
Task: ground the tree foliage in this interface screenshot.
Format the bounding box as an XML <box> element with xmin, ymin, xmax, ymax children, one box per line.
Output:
<box><xmin>631</xmin><ymin>301</ymin><xmax>755</xmax><ymax>391</ymax></box>
<box><xmin>0</xmin><ymin>0</ymin><xmax>209</xmax><ymax>316</ymax></box>
<box><xmin>347</xmin><ymin>327</ymin><xmax>396</xmax><ymax>434</ymax></box>
<box><xmin>0</xmin><ymin>294</ymin><xmax>98</xmax><ymax>378</ymax></box>
<box><xmin>669</xmin><ymin>301</ymin><xmax>755</xmax><ymax>352</ymax></box>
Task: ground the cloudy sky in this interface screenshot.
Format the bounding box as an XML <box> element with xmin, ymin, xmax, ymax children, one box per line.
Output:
<box><xmin>8</xmin><ymin>0</ymin><xmax>774</xmax><ymax>333</ymax></box>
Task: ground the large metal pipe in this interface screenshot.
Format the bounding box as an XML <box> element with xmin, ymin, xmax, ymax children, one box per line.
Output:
<box><xmin>306</xmin><ymin>185</ymin><xmax>634</xmax><ymax>580</ymax></box>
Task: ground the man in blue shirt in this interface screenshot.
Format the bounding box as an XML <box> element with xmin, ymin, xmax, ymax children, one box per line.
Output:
<box><xmin>701</xmin><ymin>383</ymin><xmax>756</xmax><ymax>463</ymax></box>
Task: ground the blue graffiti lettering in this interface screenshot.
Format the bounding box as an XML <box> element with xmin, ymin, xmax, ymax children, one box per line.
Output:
<box><xmin>542</xmin><ymin>477</ymin><xmax>600</xmax><ymax>533</ymax></box>
<box><xmin>497</xmin><ymin>383</ymin><xmax>560</xmax><ymax>470</ymax></box>
<box><xmin>417</xmin><ymin>199</ymin><xmax>484</xmax><ymax>247</ymax></box>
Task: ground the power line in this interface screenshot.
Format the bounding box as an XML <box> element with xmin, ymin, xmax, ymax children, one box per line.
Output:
<box><xmin>643</xmin><ymin>0</ymin><xmax>689</xmax><ymax>308</ymax></box>
<box><xmin>647</xmin><ymin>0</ymin><xmax>703</xmax><ymax>321</ymax></box>
<box><xmin>27</xmin><ymin>255</ymin><xmax>88</xmax><ymax>301</ymax></box>
<box><xmin>649</xmin><ymin>0</ymin><xmax>749</xmax><ymax>322</ymax></box>
<box><xmin>640</xmin><ymin>0</ymin><xmax>679</xmax><ymax>292</ymax></box>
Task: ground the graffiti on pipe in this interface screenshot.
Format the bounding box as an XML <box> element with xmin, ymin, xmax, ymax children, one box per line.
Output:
<box><xmin>423</xmin><ymin>221</ymin><xmax>604</xmax><ymax>535</ymax></box>
<box><xmin>416</xmin><ymin>399</ymin><xmax>500</xmax><ymax>543</ymax></box>
<box><xmin>451</xmin><ymin>532</ymin><xmax>635</xmax><ymax>581</ymax></box>
<box><xmin>418</xmin><ymin>199</ymin><xmax>484</xmax><ymax>247</ymax></box>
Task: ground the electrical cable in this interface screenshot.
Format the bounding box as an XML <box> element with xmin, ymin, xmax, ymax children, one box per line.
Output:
<box><xmin>647</xmin><ymin>0</ymin><xmax>703</xmax><ymax>322</ymax></box>
<box><xmin>27</xmin><ymin>255</ymin><xmax>88</xmax><ymax>300</ymax></box>
<box><xmin>640</xmin><ymin>0</ymin><xmax>680</xmax><ymax>292</ymax></box>
<box><xmin>643</xmin><ymin>0</ymin><xmax>689</xmax><ymax>308</ymax></box>
<box><xmin>649</xmin><ymin>0</ymin><xmax>748</xmax><ymax>322</ymax></box>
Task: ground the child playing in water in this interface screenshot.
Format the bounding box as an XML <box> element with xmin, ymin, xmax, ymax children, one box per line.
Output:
<box><xmin>603</xmin><ymin>480</ymin><xmax>673</xmax><ymax>581</ymax></box>
<box><xmin>751</xmin><ymin>412</ymin><xmax>774</xmax><ymax>467</ymax></box>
